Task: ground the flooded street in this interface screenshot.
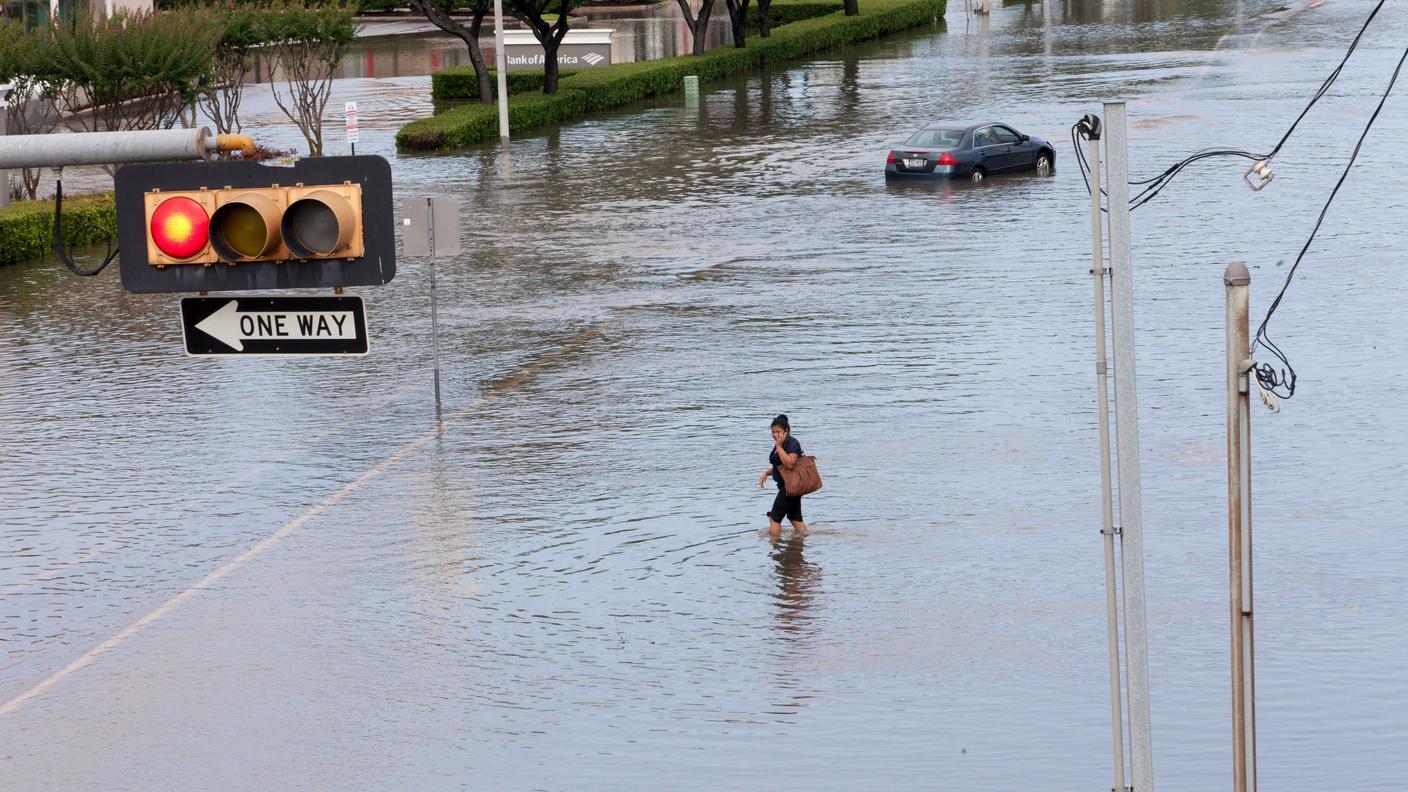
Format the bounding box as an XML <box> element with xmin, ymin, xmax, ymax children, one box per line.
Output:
<box><xmin>4</xmin><ymin>0</ymin><xmax>1408</xmax><ymax>788</ymax></box>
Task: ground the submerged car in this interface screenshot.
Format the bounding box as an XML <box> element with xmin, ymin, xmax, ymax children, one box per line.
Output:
<box><xmin>885</xmin><ymin>122</ymin><xmax>1055</xmax><ymax>181</ymax></box>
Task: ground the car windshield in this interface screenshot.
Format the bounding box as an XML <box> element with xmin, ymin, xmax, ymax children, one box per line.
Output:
<box><xmin>904</xmin><ymin>128</ymin><xmax>965</xmax><ymax>148</ymax></box>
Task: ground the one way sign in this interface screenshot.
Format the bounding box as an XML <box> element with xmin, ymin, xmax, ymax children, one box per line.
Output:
<box><xmin>181</xmin><ymin>296</ymin><xmax>369</xmax><ymax>356</ymax></box>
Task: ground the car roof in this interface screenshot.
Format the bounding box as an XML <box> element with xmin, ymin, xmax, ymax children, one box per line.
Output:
<box><xmin>922</xmin><ymin>122</ymin><xmax>1007</xmax><ymax>132</ymax></box>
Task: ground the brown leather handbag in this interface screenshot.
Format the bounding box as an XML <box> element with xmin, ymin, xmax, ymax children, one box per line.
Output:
<box><xmin>780</xmin><ymin>455</ymin><xmax>823</xmax><ymax>497</ymax></box>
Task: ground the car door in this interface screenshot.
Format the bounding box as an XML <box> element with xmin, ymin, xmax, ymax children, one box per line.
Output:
<box><xmin>992</xmin><ymin>125</ymin><xmax>1029</xmax><ymax>171</ymax></box>
<box><xmin>971</xmin><ymin>126</ymin><xmax>1007</xmax><ymax>174</ymax></box>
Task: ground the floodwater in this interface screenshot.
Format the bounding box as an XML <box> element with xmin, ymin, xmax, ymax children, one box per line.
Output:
<box><xmin>4</xmin><ymin>0</ymin><xmax>1408</xmax><ymax>789</ymax></box>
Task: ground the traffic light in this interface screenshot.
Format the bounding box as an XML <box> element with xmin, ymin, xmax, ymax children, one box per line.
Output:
<box><xmin>116</xmin><ymin>156</ymin><xmax>395</xmax><ymax>294</ymax></box>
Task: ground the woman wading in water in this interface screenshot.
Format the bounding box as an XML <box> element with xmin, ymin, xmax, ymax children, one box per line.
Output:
<box><xmin>759</xmin><ymin>414</ymin><xmax>808</xmax><ymax>536</ymax></box>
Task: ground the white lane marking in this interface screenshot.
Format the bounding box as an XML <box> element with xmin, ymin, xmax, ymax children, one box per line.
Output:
<box><xmin>0</xmin><ymin>432</ymin><xmax>430</xmax><ymax>719</ymax></box>
<box><xmin>0</xmin><ymin>320</ymin><xmax>614</xmax><ymax>719</ymax></box>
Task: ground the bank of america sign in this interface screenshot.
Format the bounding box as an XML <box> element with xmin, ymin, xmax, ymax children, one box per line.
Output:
<box><xmin>502</xmin><ymin>29</ymin><xmax>614</xmax><ymax>72</ymax></box>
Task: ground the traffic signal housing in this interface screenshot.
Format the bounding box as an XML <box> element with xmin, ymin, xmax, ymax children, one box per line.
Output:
<box><xmin>116</xmin><ymin>156</ymin><xmax>394</xmax><ymax>294</ymax></box>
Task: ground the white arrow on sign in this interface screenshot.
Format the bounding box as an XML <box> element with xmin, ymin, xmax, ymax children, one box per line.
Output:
<box><xmin>194</xmin><ymin>300</ymin><xmax>357</xmax><ymax>351</ymax></box>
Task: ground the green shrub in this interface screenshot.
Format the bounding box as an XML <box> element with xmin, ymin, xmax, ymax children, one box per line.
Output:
<box><xmin>431</xmin><ymin>67</ymin><xmax>578</xmax><ymax>100</ymax></box>
<box><xmin>398</xmin><ymin>89</ymin><xmax>589</xmax><ymax>149</ymax></box>
<box><xmin>41</xmin><ymin>9</ymin><xmax>222</xmax><ymax>135</ymax></box>
<box><xmin>0</xmin><ymin>194</ymin><xmax>118</xmax><ymax>267</ymax></box>
<box><xmin>399</xmin><ymin>0</ymin><xmax>946</xmax><ymax>150</ymax></box>
<box><xmin>748</xmin><ymin>2</ymin><xmax>838</xmax><ymax>30</ymax></box>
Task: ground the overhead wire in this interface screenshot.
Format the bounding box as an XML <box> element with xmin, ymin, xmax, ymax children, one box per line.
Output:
<box><xmin>1070</xmin><ymin>0</ymin><xmax>1387</xmax><ymax>210</ymax></box>
<box><xmin>1252</xmin><ymin>40</ymin><xmax>1408</xmax><ymax>399</ymax></box>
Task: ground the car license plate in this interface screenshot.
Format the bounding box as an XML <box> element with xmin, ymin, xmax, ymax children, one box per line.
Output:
<box><xmin>903</xmin><ymin>158</ymin><xmax>927</xmax><ymax>169</ymax></box>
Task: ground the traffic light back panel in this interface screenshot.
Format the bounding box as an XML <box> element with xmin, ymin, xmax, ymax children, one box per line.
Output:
<box><xmin>116</xmin><ymin>156</ymin><xmax>396</xmax><ymax>294</ymax></box>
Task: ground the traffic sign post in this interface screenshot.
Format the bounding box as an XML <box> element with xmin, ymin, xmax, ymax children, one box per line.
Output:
<box><xmin>181</xmin><ymin>296</ymin><xmax>369</xmax><ymax>356</ymax></box>
<box><xmin>345</xmin><ymin>101</ymin><xmax>359</xmax><ymax>156</ymax></box>
<box><xmin>402</xmin><ymin>195</ymin><xmax>462</xmax><ymax>416</ymax></box>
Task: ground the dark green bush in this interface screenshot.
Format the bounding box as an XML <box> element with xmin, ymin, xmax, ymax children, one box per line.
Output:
<box><xmin>398</xmin><ymin>0</ymin><xmax>945</xmax><ymax>150</ymax></box>
<box><xmin>398</xmin><ymin>89</ymin><xmax>589</xmax><ymax>149</ymax></box>
<box><xmin>0</xmin><ymin>194</ymin><xmax>118</xmax><ymax>267</ymax></box>
<box><xmin>431</xmin><ymin>67</ymin><xmax>578</xmax><ymax>100</ymax></box>
<box><xmin>748</xmin><ymin>2</ymin><xmax>838</xmax><ymax>29</ymax></box>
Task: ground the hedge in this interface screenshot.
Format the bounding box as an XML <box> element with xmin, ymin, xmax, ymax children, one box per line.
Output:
<box><xmin>397</xmin><ymin>89</ymin><xmax>590</xmax><ymax>149</ymax></box>
<box><xmin>0</xmin><ymin>193</ymin><xmax>118</xmax><ymax>267</ymax></box>
<box><xmin>748</xmin><ymin>2</ymin><xmax>840</xmax><ymax>29</ymax></box>
<box><xmin>398</xmin><ymin>0</ymin><xmax>945</xmax><ymax>151</ymax></box>
<box><xmin>432</xmin><ymin>68</ymin><xmax>578</xmax><ymax>101</ymax></box>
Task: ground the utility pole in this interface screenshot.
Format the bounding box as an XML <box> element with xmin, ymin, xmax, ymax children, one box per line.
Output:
<box><xmin>1224</xmin><ymin>261</ymin><xmax>1258</xmax><ymax>792</ymax></box>
<box><xmin>493</xmin><ymin>0</ymin><xmax>511</xmax><ymax>148</ymax></box>
<box><xmin>1104</xmin><ymin>99</ymin><xmax>1154</xmax><ymax>791</ymax></box>
<box><xmin>1082</xmin><ymin>113</ymin><xmax>1126</xmax><ymax>792</ymax></box>
<box><xmin>1</xmin><ymin>82</ymin><xmax>11</xmax><ymax>209</ymax></box>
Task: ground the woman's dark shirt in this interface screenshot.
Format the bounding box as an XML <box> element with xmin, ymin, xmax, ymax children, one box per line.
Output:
<box><xmin>769</xmin><ymin>436</ymin><xmax>803</xmax><ymax>489</ymax></box>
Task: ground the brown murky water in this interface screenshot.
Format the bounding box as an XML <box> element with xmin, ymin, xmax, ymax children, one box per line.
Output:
<box><xmin>4</xmin><ymin>1</ymin><xmax>1408</xmax><ymax>789</ymax></box>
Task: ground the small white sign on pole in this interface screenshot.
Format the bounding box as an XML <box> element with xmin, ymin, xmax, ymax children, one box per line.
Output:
<box><xmin>345</xmin><ymin>101</ymin><xmax>359</xmax><ymax>145</ymax></box>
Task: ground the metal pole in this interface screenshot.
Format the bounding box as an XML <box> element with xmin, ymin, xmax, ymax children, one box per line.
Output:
<box><xmin>1088</xmin><ymin>128</ymin><xmax>1127</xmax><ymax>792</ymax></box>
<box><xmin>493</xmin><ymin>0</ymin><xmax>510</xmax><ymax>148</ymax></box>
<box><xmin>0</xmin><ymin>128</ymin><xmax>256</xmax><ymax>170</ymax></box>
<box><xmin>1225</xmin><ymin>261</ymin><xmax>1257</xmax><ymax>792</ymax></box>
<box><xmin>428</xmin><ymin>197</ymin><xmax>442</xmax><ymax>416</ymax></box>
<box><xmin>1104</xmin><ymin>99</ymin><xmax>1154</xmax><ymax>791</ymax></box>
<box><xmin>0</xmin><ymin>86</ymin><xmax>10</xmax><ymax>209</ymax></box>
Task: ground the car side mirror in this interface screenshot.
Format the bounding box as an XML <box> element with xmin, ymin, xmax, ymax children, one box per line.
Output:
<box><xmin>1020</xmin><ymin>134</ymin><xmax>1030</xmax><ymax>142</ymax></box>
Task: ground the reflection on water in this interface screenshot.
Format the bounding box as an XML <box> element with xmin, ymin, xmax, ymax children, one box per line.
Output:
<box><xmin>5</xmin><ymin>0</ymin><xmax>1408</xmax><ymax>789</ymax></box>
<box><xmin>245</xmin><ymin>4</ymin><xmax>735</xmax><ymax>84</ymax></box>
<box><xmin>770</xmin><ymin>533</ymin><xmax>820</xmax><ymax>637</ymax></box>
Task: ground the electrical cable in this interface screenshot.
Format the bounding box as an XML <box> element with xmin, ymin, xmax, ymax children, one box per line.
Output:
<box><xmin>1073</xmin><ymin>0</ymin><xmax>1388</xmax><ymax>210</ymax></box>
<box><xmin>1251</xmin><ymin>41</ymin><xmax>1408</xmax><ymax>400</ymax></box>
<box><xmin>53</xmin><ymin>171</ymin><xmax>119</xmax><ymax>277</ymax></box>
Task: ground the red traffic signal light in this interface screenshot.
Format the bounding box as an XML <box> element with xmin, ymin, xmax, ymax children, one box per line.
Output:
<box><xmin>147</xmin><ymin>193</ymin><xmax>216</xmax><ymax>264</ymax></box>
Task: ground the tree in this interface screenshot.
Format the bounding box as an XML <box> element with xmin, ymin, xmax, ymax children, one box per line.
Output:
<box><xmin>41</xmin><ymin>9</ymin><xmax>221</xmax><ymax>173</ymax></box>
<box><xmin>672</xmin><ymin>0</ymin><xmax>717</xmax><ymax>56</ymax></box>
<box><xmin>199</xmin><ymin>2</ymin><xmax>270</xmax><ymax>136</ymax></box>
<box><xmin>722</xmin><ymin>0</ymin><xmax>750</xmax><ymax>48</ymax></box>
<box><xmin>507</xmin><ymin>0</ymin><xmax>575</xmax><ymax>94</ymax></box>
<box><xmin>844</xmin><ymin>0</ymin><xmax>857</xmax><ymax>16</ymax></box>
<box><xmin>0</xmin><ymin>21</ymin><xmax>60</xmax><ymax>199</ymax></box>
<box><xmin>409</xmin><ymin>0</ymin><xmax>493</xmax><ymax>104</ymax></box>
<box><xmin>265</xmin><ymin>2</ymin><xmax>356</xmax><ymax>157</ymax></box>
<box><xmin>756</xmin><ymin>0</ymin><xmax>773</xmax><ymax>36</ymax></box>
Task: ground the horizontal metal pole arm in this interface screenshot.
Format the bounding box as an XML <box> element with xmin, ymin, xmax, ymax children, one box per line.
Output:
<box><xmin>0</xmin><ymin>128</ymin><xmax>236</xmax><ymax>170</ymax></box>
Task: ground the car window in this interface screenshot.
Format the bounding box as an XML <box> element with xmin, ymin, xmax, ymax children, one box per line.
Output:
<box><xmin>993</xmin><ymin>126</ymin><xmax>1021</xmax><ymax>144</ymax></box>
<box><xmin>904</xmin><ymin>128</ymin><xmax>965</xmax><ymax>148</ymax></box>
<box><xmin>972</xmin><ymin>127</ymin><xmax>996</xmax><ymax>147</ymax></box>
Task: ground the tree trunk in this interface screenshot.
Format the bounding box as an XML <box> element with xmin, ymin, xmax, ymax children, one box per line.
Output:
<box><xmin>543</xmin><ymin>40</ymin><xmax>561</xmax><ymax>93</ymax></box>
<box><xmin>414</xmin><ymin>0</ymin><xmax>494</xmax><ymax>104</ymax></box>
<box><xmin>536</xmin><ymin>10</ymin><xmax>571</xmax><ymax>95</ymax></box>
<box><xmin>757</xmin><ymin>0</ymin><xmax>772</xmax><ymax>37</ymax></box>
<box><xmin>693</xmin><ymin>0</ymin><xmax>714</xmax><ymax>54</ymax></box>
<box><xmin>674</xmin><ymin>0</ymin><xmax>716</xmax><ymax>55</ymax></box>
<box><xmin>673</xmin><ymin>0</ymin><xmax>699</xmax><ymax>52</ymax></box>
<box><xmin>724</xmin><ymin>0</ymin><xmax>749</xmax><ymax>47</ymax></box>
<box><xmin>469</xmin><ymin>11</ymin><xmax>493</xmax><ymax>104</ymax></box>
<box><xmin>843</xmin><ymin>0</ymin><xmax>857</xmax><ymax>15</ymax></box>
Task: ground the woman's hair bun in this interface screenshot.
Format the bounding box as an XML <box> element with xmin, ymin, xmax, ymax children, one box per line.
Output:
<box><xmin>771</xmin><ymin>414</ymin><xmax>790</xmax><ymax>431</ymax></box>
